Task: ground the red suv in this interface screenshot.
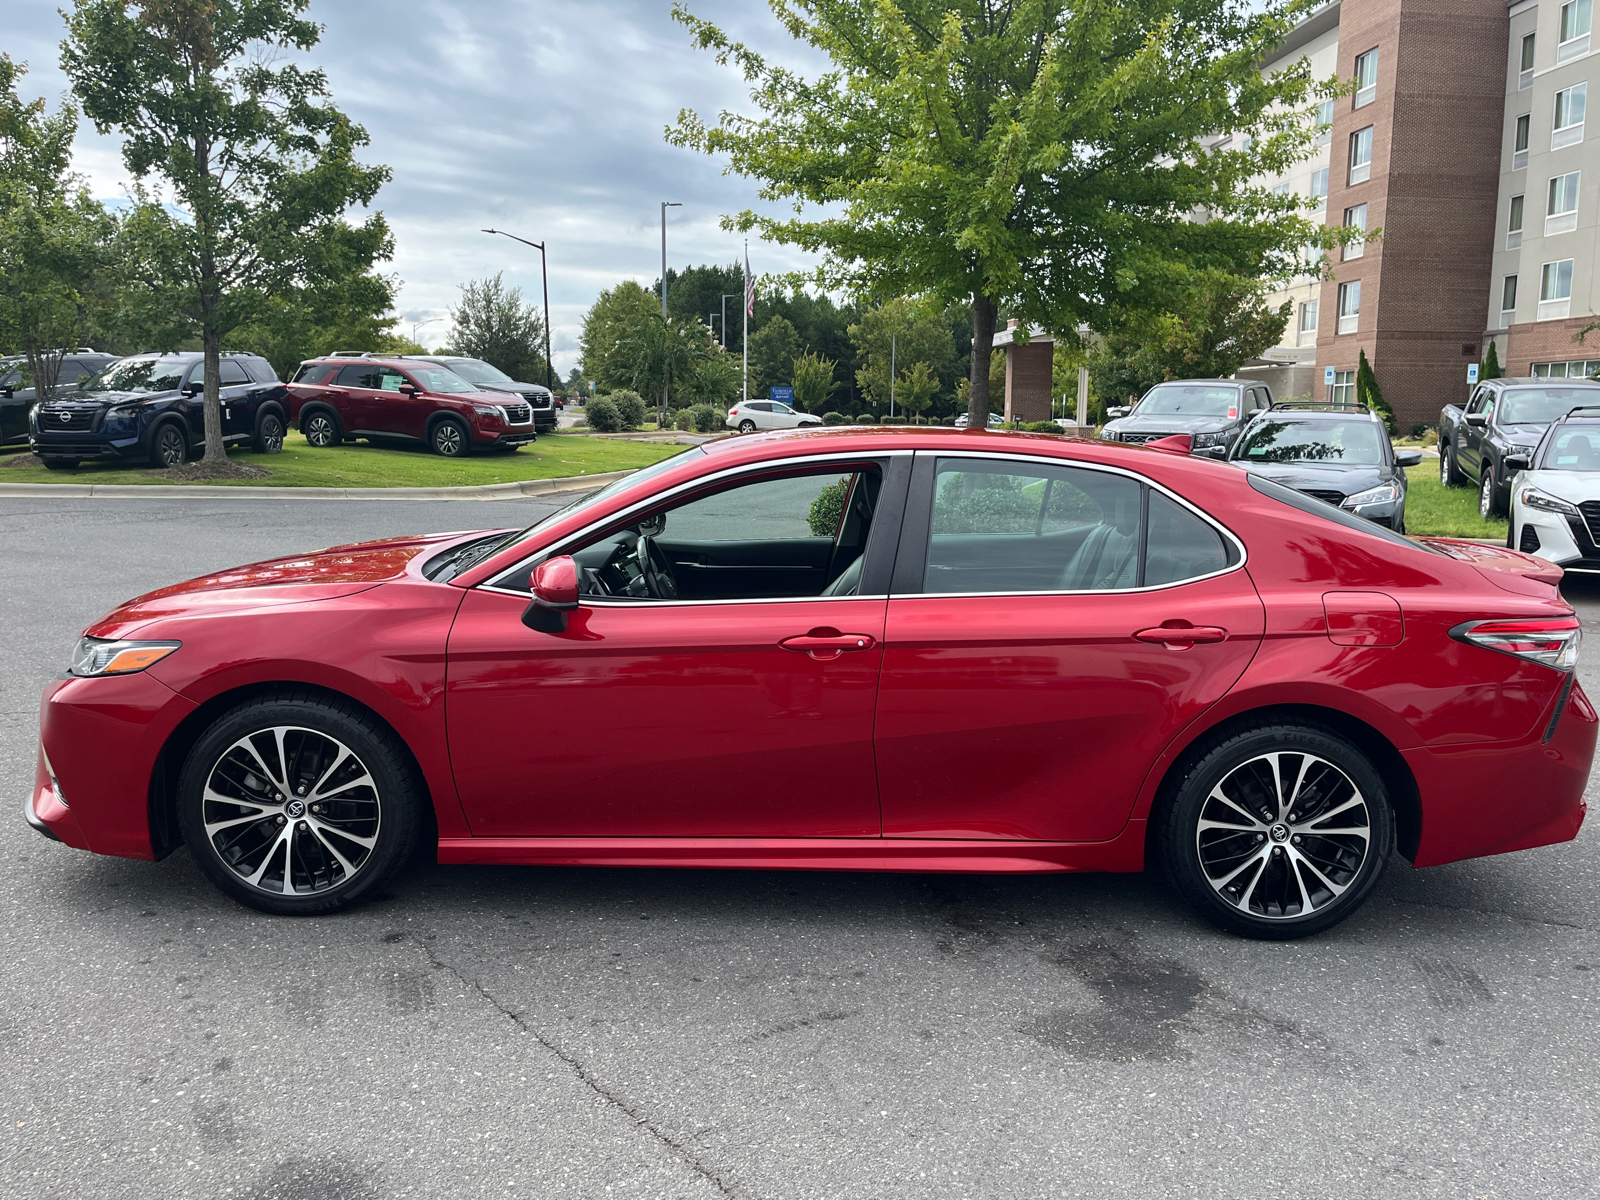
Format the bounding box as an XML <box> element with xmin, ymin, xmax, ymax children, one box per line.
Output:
<box><xmin>286</xmin><ymin>356</ymin><xmax>538</xmax><ymax>456</ymax></box>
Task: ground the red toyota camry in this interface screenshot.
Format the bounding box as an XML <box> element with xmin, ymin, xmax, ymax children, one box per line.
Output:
<box><xmin>27</xmin><ymin>428</ymin><xmax>1595</xmax><ymax>938</ymax></box>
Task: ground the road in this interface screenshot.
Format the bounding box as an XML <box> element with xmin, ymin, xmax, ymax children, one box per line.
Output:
<box><xmin>4</xmin><ymin>497</ymin><xmax>1600</xmax><ymax>1199</ymax></box>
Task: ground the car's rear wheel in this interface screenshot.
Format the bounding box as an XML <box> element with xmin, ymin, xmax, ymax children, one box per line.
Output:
<box><xmin>738</xmin><ymin>419</ymin><xmax>756</xmax><ymax>434</ymax></box>
<box><xmin>253</xmin><ymin>411</ymin><xmax>285</xmax><ymax>454</ymax></box>
<box><xmin>149</xmin><ymin>423</ymin><xmax>187</xmax><ymax>468</ymax></box>
<box><xmin>176</xmin><ymin>694</ymin><xmax>423</xmax><ymax>915</ymax></box>
<box><xmin>1159</xmin><ymin>722</ymin><xmax>1393</xmax><ymax>940</ymax></box>
<box><xmin>430</xmin><ymin>418</ymin><xmax>470</xmax><ymax>457</ymax></box>
<box><xmin>304</xmin><ymin>411</ymin><xmax>338</xmax><ymax>448</ymax></box>
<box><xmin>1440</xmin><ymin>442</ymin><xmax>1463</xmax><ymax>487</ymax></box>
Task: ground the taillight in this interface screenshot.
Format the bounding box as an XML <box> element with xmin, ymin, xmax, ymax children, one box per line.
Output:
<box><xmin>1451</xmin><ymin>617</ymin><xmax>1581</xmax><ymax>671</ymax></box>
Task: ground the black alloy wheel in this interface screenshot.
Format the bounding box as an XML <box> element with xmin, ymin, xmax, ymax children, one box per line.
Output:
<box><xmin>254</xmin><ymin>411</ymin><xmax>285</xmax><ymax>454</ymax></box>
<box><xmin>304</xmin><ymin>412</ymin><xmax>338</xmax><ymax>448</ymax></box>
<box><xmin>1160</xmin><ymin>721</ymin><xmax>1393</xmax><ymax>939</ymax></box>
<box><xmin>430</xmin><ymin>418</ymin><xmax>469</xmax><ymax>457</ymax></box>
<box><xmin>176</xmin><ymin>693</ymin><xmax>423</xmax><ymax>916</ymax></box>
<box><xmin>150</xmin><ymin>423</ymin><xmax>187</xmax><ymax>468</ymax></box>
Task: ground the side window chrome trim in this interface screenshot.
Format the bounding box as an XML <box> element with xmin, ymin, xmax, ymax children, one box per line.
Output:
<box><xmin>482</xmin><ymin>448</ymin><xmax>914</xmax><ymax>594</ymax></box>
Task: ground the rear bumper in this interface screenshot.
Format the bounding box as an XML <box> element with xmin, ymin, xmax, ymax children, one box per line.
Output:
<box><xmin>1408</xmin><ymin>678</ymin><xmax>1596</xmax><ymax>868</ymax></box>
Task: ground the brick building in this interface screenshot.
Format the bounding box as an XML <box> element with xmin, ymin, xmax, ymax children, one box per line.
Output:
<box><xmin>1248</xmin><ymin>0</ymin><xmax>1597</xmax><ymax>431</ymax></box>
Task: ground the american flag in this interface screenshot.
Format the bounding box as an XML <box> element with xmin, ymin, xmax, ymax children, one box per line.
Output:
<box><xmin>744</xmin><ymin>246</ymin><xmax>755</xmax><ymax>318</ymax></box>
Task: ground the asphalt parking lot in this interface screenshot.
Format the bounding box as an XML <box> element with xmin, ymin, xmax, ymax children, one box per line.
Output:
<box><xmin>4</xmin><ymin>496</ymin><xmax>1600</xmax><ymax>1199</ymax></box>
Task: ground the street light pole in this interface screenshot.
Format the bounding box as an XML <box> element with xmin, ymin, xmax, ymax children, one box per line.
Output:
<box><xmin>720</xmin><ymin>293</ymin><xmax>740</xmax><ymax>351</ymax></box>
<box><xmin>660</xmin><ymin>202</ymin><xmax>682</xmax><ymax>423</ymax></box>
<box><xmin>481</xmin><ymin>229</ymin><xmax>554</xmax><ymax>390</ymax></box>
<box><xmin>411</xmin><ymin>316</ymin><xmax>441</xmax><ymax>345</ymax></box>
<box><xmin>890</xmin><ymin>331</ymin><xmax>896</xmax><ymax>418</ymax></box>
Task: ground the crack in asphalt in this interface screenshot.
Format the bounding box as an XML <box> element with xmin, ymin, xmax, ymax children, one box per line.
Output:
<box><xmin>416</xmin><ymin>935</ymin><xmax>745</xmax><ymax>1199</ymax></box>
<box><xmin>1380</xmin><ymin>895</ymin><xmax>1596</xmax><ymax>932</ymax></box>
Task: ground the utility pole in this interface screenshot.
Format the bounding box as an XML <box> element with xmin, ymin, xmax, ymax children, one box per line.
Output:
<box><xmin>658</xmin><ymin>202</ymin><xmax>682</xmax><ymax>423</ymax></box>
<box><xmin>481</xmin><ymin>229</ymin><xmax>554</xmax><ymax>390</ymax></box>
<box><xmin>889</xmin><ymin>331</ymin><xmax>896</xmax><ymax>418</ymax></box>
<box><xmin>743</xmin><ymin>240</ymin><xmax>750</xmax><ymax>404</ymax></box>
<box><xmin>720</xmin><ymin>293</ymin><xmax>739</xmax><ymax>351</ymax></box>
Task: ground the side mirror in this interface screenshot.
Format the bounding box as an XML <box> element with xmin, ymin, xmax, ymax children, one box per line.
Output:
<box><xmin>521</xmin><ymin>555</ymin><xmax>579</xmax><ymax>633</ymax></box>
<box><xmin>398</xmin><ymin>383</ymin><xmax>419</xmax><ymax>395</ymax></box>
<box><xmin>1465</xmin><ymin>412</ymin><xmax>1487</xmax><ymax>427</ymax></box>
<box><xmin>181</xmin><ymin>382</ymin><xmax>201</xmax><ymax>398</ymax></box>
<box><xmin>1503</xmin><ymin>454</ymin><xmax>1531</xmax><ymax>473</ymax></box>
<box><xmin>1</xmin><ymin>387</ymin><xmax>11</xmax><ymax>399</ymax></box>
<box><xmin>1395</xmin><ymin>449</ymin><xmax>1423</xmax><ymax>468</ymax></box>
<box><xmin>1107</xmin><ymin>406</ymin><xmax>1131</xmax><ymax>419</ymax></box>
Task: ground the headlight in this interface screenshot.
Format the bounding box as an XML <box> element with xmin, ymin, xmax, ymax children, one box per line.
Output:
<box><xmin>1099</xmin><ymin>428</ymin><xmax>1119</xmax><ymax>441</ymax></box>
<box><xmin>471</xmin><ymin>404</ymin><xmax>505</xmax><ymax>418</ymax></box>
<box><xmin>1341</xmin><ymin>483</ymin><xmax>1402</xmax><ymax>507</ymax></box>
<box><xmin>1191</xmin><ymin>430</ymin><xmax>1229</xmax><ymax>448</ymax></box>
<box><xmin>106</xmin><ymin>404</ymin><xmax>141</xmax><ymax>420</ymax></box>
<box><xmin>1519</xmin><ymin>486</ymin><xmax>1579</xmax><ymax>516</ymax></box>
<box><xmin>68</xmin><ymin>637</ymin><xmax>180</xmax><ymax>677</ymax></box>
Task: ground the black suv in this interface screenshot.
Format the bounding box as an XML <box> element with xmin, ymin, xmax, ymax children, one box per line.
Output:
<box><xmin>1227</xmin><ymin>403</ymin><xmax>1422</xmax><ymax>531</ymax></box>
<box><xmin>1099</xmin><ymin>378</ymin><xmax>1275</xmax><ymax>458</ymax></box>
<box><xmin>0</xmin><ymin>350</ymin><xmax>119</xmax><ymax>445</ymax></box>
<box><xmin>30</xmin><ymin>352</ymin><xmax>289</xmax><ymax>470</ymax></box>
<box><xmin>404</xmin><ymin>355</ymin><xmax>558</xmax><ymax>432</ymax></box>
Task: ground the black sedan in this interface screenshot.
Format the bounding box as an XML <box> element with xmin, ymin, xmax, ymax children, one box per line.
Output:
<box><xmin>1226</xmin><ymin>404</ymin><xmax>1422</xmax><ymax>532</ymax></box>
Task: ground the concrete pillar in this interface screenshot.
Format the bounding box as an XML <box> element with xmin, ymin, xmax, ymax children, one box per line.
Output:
<box><xmin>1003</xmin><ymin>339</ymin><xmax>1054</xmax><ymax>423</ymax></box>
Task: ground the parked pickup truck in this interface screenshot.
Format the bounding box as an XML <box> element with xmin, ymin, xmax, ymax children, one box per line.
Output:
<box><xmin>1099</xmin><ymin>378</ymin><xmax>1274</xmax><ymax>458</ymax></box>
<box><xmin>1440</xmin><ymin>377</ymin><xmax>1600</xmax><ymax>517</ymax></box>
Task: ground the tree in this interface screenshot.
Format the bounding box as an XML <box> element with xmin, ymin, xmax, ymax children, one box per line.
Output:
<box><xmin>791</xmin><ymin>350</ymin><xmax>839</xmax><ymax>412</ymax></box>
<box><xmin>0</xmin><ymin>55</ymin><xmax>117</xmax><ymax>399</ymax></box>
<box><xmin>63</xmin><ymin>0</ymin><xmax>390</xmax><ymax>466</ymax></box>
<box><xmin>848</xmin><ymin>299</ymin><xmax>953</xmax><ymax>411</ymax></box>
<box><xmin>623</xmin><ymin>313</ymin><xmax>715</xmax><ymax>422</ymax></box>
<box><xmin>896</xmin><ymin>361</ymin><xmax>939</xmax><ymax>422</ymax></box>
<box><xmin>1355</xmin><ymin>348</ymin><xmax>1395</xmax><ymax>434</ymax></box>
<box><xmin>1482</xmin><ymin>340</ymin><xmax>1502</xmax><ymax>380</ymax></box>
<box><xmin>580</xmin><ymin>280</ymin><xmax>658</xmax><ymax>392</ymax></box>
<box><xmin>449</xmin><ymin>272</ymin><xmax>548</xmax><ymax>383</ymax></box>
<box><xmin>747</xmin><ymin>314</ymin><xmax>800</xmax><ymax>395</ymax></box>
<box><xmin>680</xmin><ymin>349</ymin><xmax>741</xmax><ymax>407</ymax></box>
<box><xmin>669</xmin><ymin>0</ymin><xmax>1329</xmax><ymax>427</ymax></box>
<box><xmin>657</xmin><ymin>261</ymin><xmax>745</xmax><ymax>347</ymax></box>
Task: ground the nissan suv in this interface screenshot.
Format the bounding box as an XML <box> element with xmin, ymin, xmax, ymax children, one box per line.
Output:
<box><xmin>1099</xmin><ymin>378</ymin><xmax>1275</xmax><ymax>458</ymax></box>
<box><xmin>403</xmin><ymin>355</ymin><xmax>557</xmax><ymax>433</ymax></box>
<box><xmin>286</xmin><ymin>356</ymin><xmax>538</xmax><ymax>456</ymax></box>
<box><xmin>29</xmin><ymin>352</ymin><xmax>288</xmax><ymax>470</ymax></box>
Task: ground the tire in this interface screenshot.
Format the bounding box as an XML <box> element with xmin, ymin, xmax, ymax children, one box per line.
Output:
<box><xmin>738</xmin><ymin>419</ymin><xmax>756</xmax><ymax>434</ymax></box>
<box><xmin>303</xmin><ymin>410</ymin><xmax>339</xmax><ymax>448</ymax></box>
<box><xmin>1159</xmin><ymin>722</ymin><xmax>1393</xmax><ymax>940</ymax></box>
<box><xmin>149</xmin><ymin>422</ymin><xmax>187</xmax><ymax>468</ymax></box>
<box><xmin>175</xmin><ymin>692</ymin><xmax>424</xmax><ymax>916</ymax></box>
<box><xmin>1439</xmin><ymin>442</ymin><xmax>1463</xmax><ymax>487</ymax></box>
<box><xmin>253</xmin><ymin>410</ymin><xmax>285</xmax><ymax>455</ymax></box>
<box><xmin>42</xmin><ymin>460</ymin><xmax>77</xmax><ymax>471</ymax></box>
<box><xmin>1479</xmin><ymin>467</ymin><xmax>1504</xmax><ymax>519</ymax></box>
<box><xmin>430</xmin><ymin>418</ymin><xmax>470</xmax><ymax>457</ymax></box>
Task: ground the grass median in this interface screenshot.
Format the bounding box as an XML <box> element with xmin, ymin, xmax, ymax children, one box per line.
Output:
<box><xmin>1404</xmin><ymin>462</ymin><xmax>1508</xmax><ymax>540</ymax></box>
<box><xmin>0</xmin><ymin>431</ymin><xmax>685</xmax><ymax>488</ymax></box>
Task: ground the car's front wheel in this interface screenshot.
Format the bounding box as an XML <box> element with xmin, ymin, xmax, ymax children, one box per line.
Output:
<box><xmin>1159</xmin><ymin>722</ymin><xmax>1393</xmax><ymax>939</ymax></box>
<box><xmin>176</xmin><ymin>693</ymin><xmax>424</xmax><ymax>915</ymax></box>
<box><xmin>430</xmin><ymin>418</ymin><xmax>470</xmax><ymax>457</ymax></box>
<box><xmin>149</xmin><ymin>423</ymin><xmax>187</xmax><ymax>468</ymax></box>
<box><xmin>1440</xmin><ymin>442</ymin><xmax>1463</xmax><ymax>487</ymax></box>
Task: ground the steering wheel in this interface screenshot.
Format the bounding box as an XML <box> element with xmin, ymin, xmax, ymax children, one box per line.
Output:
<box><xmin>635</xmin><ymin>535</ymin><xmax>679</xmax><ymax>599</ymax></box>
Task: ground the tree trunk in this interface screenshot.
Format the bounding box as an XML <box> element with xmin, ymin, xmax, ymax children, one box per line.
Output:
<box><xmin>201</xmin><ymin>324</ymin><xmax>225</xmax><ymax>463</ymax></box>
<box><xmin>967</xmin><ymin>292</ymin><xmax>998</xmax><ymax>426</ymax></box>
<box><xmin>195</xmin><ymin>134</ymin><xmax>226</xmax><ymax>463</ymax></box>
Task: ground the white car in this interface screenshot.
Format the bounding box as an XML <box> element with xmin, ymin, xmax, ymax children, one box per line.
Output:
<box><xmin>953</xmin><ymin>413</ymin><xmax>1006</xmax><ymax>429</ymax></box>
<box><xmin>726</xmin><ymin>400</ymin><xmax>822</xmax><ymax>433</ymax></box>
<box><xmin>1507</xmin><ymin>413</ymin><xmax>1600</xmax><ymax>573</ymax></box>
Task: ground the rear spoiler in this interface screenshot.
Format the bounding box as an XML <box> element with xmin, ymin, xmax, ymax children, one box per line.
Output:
<box><xmin>1420</xmin><ymin>537</ymin><xmax>1565</xmax><ymax>590</ymax></box>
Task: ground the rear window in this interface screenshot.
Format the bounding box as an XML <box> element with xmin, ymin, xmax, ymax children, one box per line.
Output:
<box><xmin>1246</xmin><ymin>473</ymin><xmax>1434</xmax><ymax>553</ymax></box>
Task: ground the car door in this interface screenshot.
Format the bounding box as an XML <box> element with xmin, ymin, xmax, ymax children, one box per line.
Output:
<box><xmin>1461</xmin><ymin>386</ymin><xmax>1491</xmax><ymax>476</ymax></box>
<box><xmin>769</xmin><ymin>402</ymin><xmax>806</xmax><ymax>428</ymax></box>
<box><xmin>873</xmin><ymin>452</ymin><xmax>1265</xmax><ymax>843</ymax></box>
<box><xmin>217</xmin><ymin>359</ymin><xmax>254</xmax><ymax>436</ymax></box>
<box><xmin>444</xmin><ymin>455</ymin><xmax>910</xmax><ymax>839</ymax></box>
<box><xmin>331</xmin><ymin>363</ymin><xmax>384</xmax><ymax>433</ymax></box>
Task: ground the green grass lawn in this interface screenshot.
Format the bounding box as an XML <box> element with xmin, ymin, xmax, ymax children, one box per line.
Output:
<box><xmin>0</xmin><ymin>431</ymin><xmax>685</xmax><ymax>488</ymax></box>
<box><xmin>1404</xmin><ymin>462</ymin><xmax>1508</xmax><ymax>540</ymax></box>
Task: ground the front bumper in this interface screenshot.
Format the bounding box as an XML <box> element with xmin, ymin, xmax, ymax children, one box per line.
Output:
<box><xmin>490</xmin><ymin>430</ymin><xmax>538</xmax><ymax>447</ymax></box>
<box><xmin>29</xmin><ymin>432</ymin><xmax>146</xmax><ymax>461</ymax></box>
<box><xmin>1515</xmin><ymin>503</ymin><xmax>1600</xmax><ymax>571</ymax></box>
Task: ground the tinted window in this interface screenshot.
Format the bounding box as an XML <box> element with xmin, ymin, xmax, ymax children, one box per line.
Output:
<box><xmin>58</xmin><ymin>360</ymin><xmax>89</xmax><ymax>383</ymax></box>
<box><xmin>1145</xmin><ymin>492</ymin><xmax>1231</xmax><ymax>585</ymax></box>
<box><xmin>291</xmin><ymin>363</ymin><xmax>334</xmax><ymax>384</ymax></box>
<box><xmin>219</xmin><ymin>360</ymin><xmax>249</xmax><ymax>385</ymax></box>
<box><xmin>1246</xmin><ymin>473</ymin><xmax>1433</xmax><ymax>553</ymax></box>
<box><xmin>245</xmin><ymin>358</ymin><xmax>278</xmax><ymax>383</ymax></box>
<box><xmin>1138</xmin><ymin>384</ymin><xmax>1240</xmax><ymax>416</ymax></box>
<box><xmin>336</xmin><ymin>364</ymin><xmax>383</xmax><ymax>389</ymax></box>
<box><xmin>665</xmin><ymin>473</ymin><xmax>856</xmax><ymax>541</ymax></box>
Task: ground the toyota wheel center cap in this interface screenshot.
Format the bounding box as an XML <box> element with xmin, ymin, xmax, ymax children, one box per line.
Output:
<box><xmin>1269</xmin><ymin>822</ymin><xmax>1291</xmax><ymax>843</ymax></box>
<box><xmin>286</xmin><ymin>799</ymin><xmax>306</xmax><ymax>818</ymax></box>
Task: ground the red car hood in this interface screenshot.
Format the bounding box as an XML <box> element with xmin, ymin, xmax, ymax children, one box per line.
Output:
<box><xmin>87</xmin><ymin>530</ymin><xmax>489</xmax><ymax>636</ymax></box>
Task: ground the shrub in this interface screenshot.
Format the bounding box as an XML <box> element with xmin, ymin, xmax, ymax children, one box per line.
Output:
<box><xmin>881</xmin><ymin>414</ymin><xmax>907</xmax><ymax>425</ymax></box>
<box><xmin>821</xmin><ymin>411</ymin><xmax>848</xmax><ymax>426</ymax></box>
<box><xmin>674</xmin><ymin>409</ymin><xmax>695</xmax><ymax>431</ymax></box>
<box><xmin>1023</xmin><ymin>421</ymin><xmax>1061</xmax><ymax>433</ymax></box>
<box><xmin>807</xmin><ymin>476</ymin><xmax>852</xmax><ymax>536</ymax></box>
<box><xmin>690</xmin><ymin>404</ymin><xmax>722</xmax><ymax>433</ymax></box>
<box><xmin>609</xmin><ymin>390</ymin><xmax>647</xmax><ymax>430</ymax></box>
<box><xmin>855</xmin><ymin>415</ymin><xmax>876</xmax><ymax>425</ymax></box>
<box><xmin>942</xmin><ymin>416</ymin><xmax>957</xmax><ymax>426</ymax></box>
<box><xmin>585</xmin><ymin>396</ymin><xmax>622</xmax><ymax>433</ymax></box>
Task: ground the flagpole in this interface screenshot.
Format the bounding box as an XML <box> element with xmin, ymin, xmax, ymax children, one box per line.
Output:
<box><xmin>742</xmin><ymin>239</ymin><xmax>749</xmax><ymax>404</ymax></box>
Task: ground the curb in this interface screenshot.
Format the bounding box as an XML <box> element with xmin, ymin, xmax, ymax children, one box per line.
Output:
<box><xmin>0</xmin><ymin>469</ymin><xmax>636</xmax><ymax>502</ymax></box>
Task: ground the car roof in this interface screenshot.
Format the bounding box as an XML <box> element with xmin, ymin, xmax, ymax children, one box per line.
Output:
<box><xmin>1490</xmin><ymin>376</ymin><xmax>1600</xmax><ymax>387</ymax></box>
<box><xmin>1250</xmin><ymin>406</ymin><xmax>1381</xmax><ymax>422</ymax></box>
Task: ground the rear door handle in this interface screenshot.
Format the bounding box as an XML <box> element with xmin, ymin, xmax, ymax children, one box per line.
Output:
<box><xmin>780</xmin><ymin>630</ymin><xmax>877</xmax><ymax>660</ymax></box>
<box><xmin>1134</xmin><ymin>625</ymin><xmax>1227</xmax><ymax>648</ymax></box>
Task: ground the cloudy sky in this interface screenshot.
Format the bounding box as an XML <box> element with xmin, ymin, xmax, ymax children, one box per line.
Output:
<box><xmin>8</xmin><ymin>0</ymin><xmax>827</xmax><ymax>372</ymax></box>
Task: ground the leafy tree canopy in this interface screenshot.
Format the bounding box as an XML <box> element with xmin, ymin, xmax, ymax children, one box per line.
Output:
<box><xmin>449</xmin><ymin>271</ymin><xmax>549</xmax><ymax>384</ymax></box>
<box><xmin>747</xmin><ymin>313</ymin><xmax>801</xmax><ymax>395</ymax></box>
<box><xmin>580</xmin><ymin>279</ymin><xmax>658</xmax><ymax>392</ymax></box>
<box><xmin>849</xmin><ymin>298</ymin><xmax>954</xmax><ymax>411</ymax></box>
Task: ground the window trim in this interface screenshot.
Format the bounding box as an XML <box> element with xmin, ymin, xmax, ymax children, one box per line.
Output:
<box><xmin>1349</xmin><ymin>127</ymin><xmax>1374</xmax><ymax>185</ymax></box>
<box><xmin>1353</xmin><ymin>47</ymin><xmax>1379</xmax><ymax>109</ymax></box>
<box><xmin>1337</xmin><ymin>280</ymin><xmax>1362</xmax><ymax>335</ymax></box>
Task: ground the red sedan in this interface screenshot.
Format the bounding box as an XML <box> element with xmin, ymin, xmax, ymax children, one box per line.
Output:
<box><xmin>27</xmin><ymin>429</ymin><xmax>1595</xmax><ymax>938</ymax></box>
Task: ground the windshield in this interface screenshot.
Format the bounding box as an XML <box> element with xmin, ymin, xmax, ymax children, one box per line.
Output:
<box><xmin>0</xmin><ymin>361</ymin><xmax>26</xmax><ymax>388</ymax></box>
<box><xmin>81</xmin><ymin>359</ymin><xmax>187</xmax><ymax>394</ymax></box>
<box><xmin>512</xmin><ymin>448</ymin><xmax>704</xmax><ymax>544</ymax></box>
<box><xmin>1234</xmin><ymin>419</ymin><xmax>1385</xmax><ymax>465</ymax></box>
<box><xmin>1500</xmin><ymin>387</ymin><xmax>1600</xmax><ymax>425</ymax></box>
<box><xmin>444</xmin><ymin>359</ymin><xmax>517</xmax><ymax>386</ymax></box>
<box><xmin>407</xmin><ymin>366</ymin><xmax>476</xmax><ymax>394</ymax></box>
<box><xmin>1137</xmin><ymin>384</ymin><xmax>1240</xmax><ymax>416</ymax></box>
<box><xmin>1541</xmin><ymin>426</ymin><xmax>1600</xmax><ymax>470</ymax></box>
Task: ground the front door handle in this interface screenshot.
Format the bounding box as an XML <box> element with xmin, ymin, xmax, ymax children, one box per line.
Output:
<box><xmin>780</xmin><ymin>629</ymin><xmax>877</xmax><ymax>660</ymax></box>
<box><xmin>1134</xmin><ymin>624</ymin><xmax>1227</xmax><ymax>649</ymax></box>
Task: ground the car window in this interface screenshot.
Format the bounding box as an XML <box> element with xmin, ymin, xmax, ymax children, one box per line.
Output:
<box><xmin>219</xmin><ymin>360</ymin><xmax>250</xmax><ymax>385</ymax></box>
<box><xmin>444</xmin><ymin>359</ymin><xmax>516</xmax><ymax>386</ymax></box>
<box><xmin>1467</xmin><ymin>387</ymin><xmax>1489</xmax><ymax>415</ymax></box>
<box><xmin>245</xmin><ymin>358</ymin><xmax>278</xmax><ymax>383</ymax></box>
<box><xmin>1482</xmin><ymin>393</ymin><xmax>1497</xmax><ymax>422</ymax></box>
<box><xmin>58</xmin><ymin>360</ymin><xmax>89</xmax><ymax>383</ymax></box>
<box><xmin>292</xmin><ymin>363</ymin><xmax>334</xmax><ymax>384</ymax></box>
<box><xmin>405</xmin><ymin>366</ymin><xmax>475</xmax><ymax>394</ymax></box>
<box><xmin>337</xmin><ymin>364</ymin><xmax>383</xmax><ymax>389</ymax></box>
<box><xmin>1138</xmin><ymin>384</ymin><xmax>1240</xmax><ymax>416</ymax></box>
<box><xmin>81</xmin><ymin>359</ymin><xmax>189</xmax><ymax>394</ymax></box>
<box><xmin>1500</xmin><ymin>387</ymin><xmax>1600</xmax><ymax>424</ymax></box>
<box><xmin>747</xmin><ymin>402</ymin><xmax>772</xmax><ymax>412</ymax></box>
<box><xmin>1543</xmin><ymin>427</ymin><xmax>1600</xmax><ymax>470</ymax></box>
<box><xmin>1247</xmin><ymin>474</ymin><xmax>1434</xmax><ymax>553</ymax></box>
<box><xmin>1234</xmin><ymin>419</ymin><xmax>1385</xmax><ymax>465</ymax></box>
<box><xmin>772</xmin><ymin>403</ymin><xmax>795</xmax><ymax>414</ymax></box>
<box><xmin>662</xmin><ymin>473</ymin><xmax>855</xmax><ymax>541</ymax></box>
<box><xmin>377</xmin><ymin>368</ymin><xmax>409</xmax><ymax>392</ymax></box>
<box><xmin>1145</xmin><ymin>492</ymin><xmax>1232</xmax><ymax>586</ymax></box>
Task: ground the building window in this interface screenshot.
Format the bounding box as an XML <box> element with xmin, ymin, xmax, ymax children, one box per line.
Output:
<box><xmin>1540</xmin><ymin>258</ymin><xmax>1574</xmax><ymax>319</ymax></box>
<box><xmin>1533</xmin><ymin>359</ymin><xmax>1600</xmax><ymax>378</ymax></box>
<box><xmin>1353</xmin><ymin>48</ymin><xmax>1379</xmax><ymax>108</ymax></box>
<box><xmin>1547</xmin><ymin>170</ymin><xmax>1581</xmax><ymax>234</ymax></box>
<box><xmin>1349</xmin><ymin>127</ymin><xmax>1373</xmax><ymax>185</ymax></box>
<box><xmin>1508</xmin><ymin>193</ymin><xmax>1525</xmax><ymax>249</ymax></box>
<box><xmin>1298</xmin><ymin>300</ymin><xmax>1319</xmax><ymax>347</ymax></box>
<box><xmin>1272</xmin><ymin>179</ymin><xmax>1291</xmax><ymax>196</ymax></box>
<box><xmin>1337</xmin><ymin>281</ymin><xmax>1361</xmax><ymax>334</ymax></box>
<box><xmin>1342</xmin><ymin>203</ymin><xmax>1368</xmax><ymax>260</ymax></box>
<box><xmin>1329</xmin><ymin>369</ymin><xmax>1356</xmax><ymax>406</ymax></box>
<box><xmin>1560</xmin><ymin>0</ymin><xmax>1592</xmax><ymax>62</ymax></box>
<box><xmin>1309</xmin><ymin>167</ymin><xmax>1329</xmax><ymax>206</ymax></box>
<box><xmin>1501</xmin><ymin>275</ymin><xmax>1518</xmax><ymax>321</ymax></box>
<box><xmin>1514</xmin><ymin>113</ymin><xmax>1532</xmax><ymax>170</ymax></box>
<box><xmin>1554</xmin><ymin>83</ymin><xmax>1588</xmax><ymax>149</ymax></box>
<box><xmin>1521</xmin><ymin>32</ymin><xmax>1537</xmax><ymax>89</ymax></box>
<box><xmin>1300</xmin><ymin>243</ymin><xmax>1324</xmax><ymax>277</ymax></box>
<box><xmin>1314</xmin><ymin>98</ymin><xmax>1334</xmax><ymax>147</ymax></box>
